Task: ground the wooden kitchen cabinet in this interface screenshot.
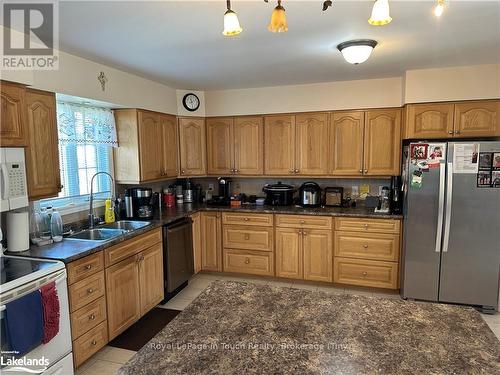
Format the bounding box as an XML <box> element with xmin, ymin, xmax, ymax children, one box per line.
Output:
<box><xmin>295</xmin><ymin>113</ymin><xmax>329</xmax><ymax>175</ymax></box>
<box><xmin>275</xmin><ymin>227</ymin><xmax>303</xmax><ymax>280</ymax></box>
<box><xmin>1</xmin><ymin>81</ymin><xmax>27</xmax><ymax>147</ymax></box>
<box><xmin>139</xmin><ymin>243</ymin><xmax>164</xmax><ymax>316</ymax></box>
<box><xmin>405</xmin><ymin>103</ymin><xmax>454</xmax><ymax>139</ymax></box>
<box><xmin>178</xmin><ymin>117</ymin><xmax>206</xmax><ymax>176</ymax></box>
<box><xmin>363</xmin><ymin>109</ymin><xmax>401</xmax><ymax>176</ymax></box>
<box><xmin>206</xmin><ymin>117</ymin><xmax>233</xmax><ymax>175</ymax></box>
<box><xmin>302</xmin><ymin>229</ymin><xmax>333</xmax><ymax>282</ymax></box>
<box><xmin>233</xmin><ymin>116</ymin><xmax>263</xmax><ymax>175</ymax></box>
<box><xmin>25</xmin><ymin>89</ymin><xmax>61</xmax><ymax>199</ymax></box>
<box><xmin>201</xmin><ymin>212</ymin><xmax>222</xmax><ymax>271</ymax></box>
<box><xmin>329</xmin><ymin>111</ymin><xmax>364</xmax><ymax>176</ymax></box>
<box><xmin>114</xmin><ymin>109</ymin><xmax>178</xmax><ymax>183</ymax></box>
<box><xmin>264</xmin><ymin>115</ymin><xmax>295</xmax><ymax>175</ymax></box>
<box><xmin>454</xmin><ymin>100</ymin><xmax>500</xmax><ymax>137</ymax></box>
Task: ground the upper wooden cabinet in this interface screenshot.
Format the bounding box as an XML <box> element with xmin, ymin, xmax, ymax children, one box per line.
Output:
<box><xmin>329</xmin><ymin>111</ymin><xmax>364</xmax><ymax>176</ymax></box>
<box><xmin>1</xmin><ymin>81</ymin><xmax>27</xmax><ymax>147</ymax></box>
<box><xmin>206</xmin><ymin>117</ymin><xmax>233</xmax><ymax>175</ymax></box>
<box><xmin>264</xmin><ymin>115</ymin><xmax>295</xmax><ymax>175</ymax></box>
<box><xmin>25</xmin><ymin>89</ymin><xmax>62</xmax><ymax>200</ymax></box>
<box><xmin>363</xmin><ymin>109</ymin><xmax>401</xmax><ymax>176</ymax></box>
<box><xmin>295</xmin><ymin>113</ymin><xmax>329</xmax><ymax>175</ymax></box>
<box><xmin>178</xmin><ymin>117</ymin><xmax>206</xmax><ymax>176</ymax></box>
<box><xmin>114</xmin><ymin>109</ymin><xmax>178</xmax><ymax>183</ymax></box>
<box><xmin>405</xmin><ymin>100</ymin><xmax>500</xmax><ymax>139</ymax></box>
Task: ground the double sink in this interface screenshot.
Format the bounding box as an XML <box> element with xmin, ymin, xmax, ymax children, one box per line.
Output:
<box><xmin>66</xmin><ymin>220</ymin><xmax>151</xmax><ymax>242</ymax></box>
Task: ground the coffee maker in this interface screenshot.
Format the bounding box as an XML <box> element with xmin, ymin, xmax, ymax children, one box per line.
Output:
<box><xmin>207</xmin><ymin>177</ymin><xmax>232</xmax><ymax>206</ymax></box>
<box><xmin>125</xmin><ymin>188</ymin><xmax>153</xmax><ymax>220</ymax></box>
<box><xmin>390</xmin><ymin>176</ymin><xmax>403</xmax><ymax>214</ymax></box>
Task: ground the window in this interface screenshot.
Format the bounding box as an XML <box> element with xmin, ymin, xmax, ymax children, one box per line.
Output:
<box><xmin>40</xmin><ymin>101</ymin><xmax>118</xmax><ymax>210</ymax></box>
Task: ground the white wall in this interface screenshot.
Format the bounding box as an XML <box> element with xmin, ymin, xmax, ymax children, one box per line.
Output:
<box><xmin>176</xmin><ymin>89</ymin><xmax>206</xmax><ymax>117</ymax></box>
<box><xmin>204</xmin><ymin>77</ymin><xmax>403</xmax><ymax>116</ymax></box>
<box><xmin>404</xmin><ymin>64</ymin><xmax>500</xmax><ymax>104</ymax></box>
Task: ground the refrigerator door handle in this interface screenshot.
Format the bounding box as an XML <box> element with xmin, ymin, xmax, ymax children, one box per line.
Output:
<box><xmin>435</xmin><ymin>162</ymin><xmax>446</xmax><ymax>253</ymax></box>
<box><xmin>442</xmin><ymin>162</ymin><xmax>453</xmax><ymax>253</ymax></box>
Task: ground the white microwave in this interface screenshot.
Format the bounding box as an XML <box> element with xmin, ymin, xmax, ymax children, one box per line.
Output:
<box><xmin>0</xmin><ymin>148</ymin><xmax>29</xmax><ymax>212</ymax></box>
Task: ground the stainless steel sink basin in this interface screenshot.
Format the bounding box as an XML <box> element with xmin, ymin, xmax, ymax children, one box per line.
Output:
<box><xmin>66</xmin><ymin>228</ymin><xmax>126</xmax><ymax>241</ymax></box>
<box><xmin>100</xmin><ymin>220</ymin><xmax>151</xmax><ymax>231</ymax></box>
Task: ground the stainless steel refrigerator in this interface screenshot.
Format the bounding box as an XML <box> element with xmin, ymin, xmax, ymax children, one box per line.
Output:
<box><xmin>401</xmin><ymin>140</ymin><xmax>500</xmax><ymax>313</ymax></box>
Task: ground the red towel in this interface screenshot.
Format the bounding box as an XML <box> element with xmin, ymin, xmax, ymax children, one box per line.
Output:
<box><xmin>39</xmin><ymin>281</ymin><xmax>60</xmax><ymax>344</ymax></box>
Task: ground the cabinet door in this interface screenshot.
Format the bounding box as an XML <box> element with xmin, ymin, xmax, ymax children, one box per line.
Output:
<box><xmin>233</xmin><ymin>116</ymin><xmax>263</xmax><ymax>175</ymax></box>
<box><xmin>206</xmin><ymin>117</ymin><xmax>233</xmax><ymax>175</ymax></box>
<box><xmin>139</xmin><ymin>243</ymin><xmax>164</xmax><ymax>316</ymax></box>
<box><xmin>405</xmin><ymin>103</ymin><xmax>454</xmax><ymax>139</ymax></box>
<box><xmin>329</xmin><ymin>112</ymin><xmax>364</xmax><ymax>175</ymax></box>
<box><xmin>295</xmin><ymin>113</ymin><xmax>329</xmax><ymax>175</ymax></box>
<box><xmin>106</xmin><ymin>255</ymin><xmax>141</xmax><ymax>339</ymax></box>
<box><xmin>454</xmin><ymin>101</ymin><xmax>500</xmax><ymax>137</ymax></box>
<box><xmin>275</xmin><ymin>227</ymin><xmax>303</xmax><ymax>280</ymax></box>
<box><xmin>191</xmin><ymin>213</ymin><xmax>202</xmax><ymax>273</ymax></box>
<box><xmin>25</xmin><ymin>89</ymin><xmax>61</xmax><ymax>199</ymax></box>
<box><xmin>201</xmin><ymin>212</ymin><xmax>221</xmax><ymax>271</ymax></box>
<box><xmin>264</xmin><ymin>115</ymin><xmax>295</xmax><ymax>175</ymax></box>
<box><xmin>138</xmin><ymin>110</ymin><xmax>163</xmax><ymax>181</ymax></box>
<box><xmin>302</xmin><ymin>229</ymin><xmax>333</xmax><ymax>282</ymax></box>
<box><xmin>178</xmin><ymin>118</ymin><xmax>206</xmax><ymax>176</ymax></box>
<box><xmin>1</xmin><ymin>81</ymin><xmax>27</xmax><ymax>146</ymax></box>
<box><xmin>363</xmin><ymin>109</ymin><xmax>402</xmax><ymax>176</ymax></box>
<box><xmin>161</xmin><ymin>114</ymin><xmax>178</xmax><ymax>177</ymax></box>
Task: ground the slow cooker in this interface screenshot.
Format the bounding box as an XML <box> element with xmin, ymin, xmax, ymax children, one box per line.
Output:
<box><xmin>299</xmin><ymin>182</ymin><xmax>322</xmax><ymax>208</ymax></box>
<box><xmin>262</xmin><ymin>182</ymin><xmax>295</xmax><ymax>206</ymax></box>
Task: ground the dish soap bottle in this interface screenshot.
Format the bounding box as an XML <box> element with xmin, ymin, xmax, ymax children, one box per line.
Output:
<box><xmin>50</xmin><ymin>209</ymin><xmax>63</xmax><ymax>242</ymax></box>
<box><xmin>105</xmin><ymin>198</ymin><xmax>115</xmax><ymax>223</ymax></box>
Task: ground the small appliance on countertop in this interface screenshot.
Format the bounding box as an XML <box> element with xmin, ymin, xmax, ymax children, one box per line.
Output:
<box><xmin>0</xmin><ymin>148</ymin><xmax>29</xmax><ymax>212</ymax></box>
<box><xmin>324</xmin><ymin>187</ymin><xmax>343</xmax><ymax>207</ymax></box>
<box><xmin>125</xmin><ymin>187</ymin><xmax>153</xmax><ymax>220</ymax></box>
<box><xmin>390</xmin><ymin>175</ymin><xmax>403</xmax><ymax>214</ymax></box>
<box><xmin>298</xmin><ymin>182</ymin><xmax>322</xmax><ymax>208</ymax></box>
<box><xmin>262</xmin><ymin>182</ymin><xmax>295</xmax><ymax>206</ymax></box>
<box><xmin>207</xmin><ymin>177</ymin><xmax>233</xmax><ymax>206</ymax></box>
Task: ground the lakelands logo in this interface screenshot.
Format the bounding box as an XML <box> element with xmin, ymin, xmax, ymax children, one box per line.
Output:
<box><xmin>1</xmin><ymin>0</ymin><xmax>59</xmax><ymax>69</ymax></box>
<box><xmin>0</xmin><ymin>355</ymin><xmax>49</xmax><ymax>373</ymax></box>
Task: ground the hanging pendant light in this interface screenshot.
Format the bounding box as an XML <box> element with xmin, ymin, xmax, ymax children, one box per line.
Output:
<box><xmin>368</xmin><ymin>0</ymin><xmax>392</xmax><ymax>26</ymax></box>
<box><xmin>337</xmin><ymin>40</ymin><xmax>378</xmax><ymax>65</ymax></box>
<box><xmin>434</xmin><ymin>0</ymin><xmax>445</xmax><ymax>17</ymax></box>
<box><xmin>222</xmin><ymin>0</ymin><xmax>243</xmax><ymax>36</ymax></box>
<box><xmin>268</xmin><ymin>0</ymin><xmax>288</xmax><ymax>33</ymax></box>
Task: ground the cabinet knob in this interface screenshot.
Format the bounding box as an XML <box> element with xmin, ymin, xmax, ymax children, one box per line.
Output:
<box><xmin>300</xmin><ymin>220</ymin><xmax>305</xmax><ymax>224</ymax></box>
<box><xmin>244</xmin><ymin>258</ymin><xmax>250</xmax><ymax>264</ymax></box>
<box><xmin>364</xmin><ymin>224</ymin><xmax>369</xmax><ymax>230</ymax></box>
<box><xmin>181</xmin><ymin>170</ymin><xmax>185</xmax><ymax>175</ymax></box>
<box><xmin>455</xmin><ymin>131</ymin><xmax>461</xmax><ymax>135</ymax></box>
<box><xmin>289</xmin><ymin>169</ymin><xmax>295</xmax><ymax>174</ymax></box>
<box><xmin>363</xmin><ymin>244</ymin><xmax>368</xmax><ymax>249</ymax></box>
<box><xmin>302</xmin><ymin>231</ymin><xmax>307</xmax><ymax>236</ymax></box>
<box><xmin>294</xmin><ymin>169</ymin><xmax>299</xmax><ymax>173</ymax></box>
<box><xmin>91</xmin><ymin>340</ymin><xmax>97</xmax><ymax>346</ymax></box>
<box><xmin>362</xmin><ymin>271</ymin><xmax>368</xmax><ymax>277</ymax></box>
<box><xmin>89</xmin><ymin>314</ymin><xmax>96</xmax><ymax>321</ymax></box>
<box><xmin>87</xmin><ymin>288</ymin><xmax>94</xmax><ymax>294</ymax></box>
<box><xmin>359</xmin><ymin>169</ymin><xmax>363</xmax><ymax>173</ymax></box>
<box><xmin>235</xmin><ymin>169</ymin><xmax>239</xmax><ymax>173</ymax></box>
<box><xmin>85</xmin><ymin>264</ymin><xmax>92</xmax><ymax>270</ymax></box>
<box><xmin>448</xmin><ymin>131</ymin><xmax>454</xmax><ymax>134</ymax></box>
<box><xmin>364</xmin><ymin>169</ymin><xmax>368</xmax><ymax>174</ymax></box>
<box><xmin>243</xmin><ymin>217</ymin><xmax>249</xmax><ymax>221</ymax></box>
<box><xmin>244</xmin><ymin>234</ymin><xmax>250</xmax><ymax>240</ymax></box>
<box><xmin>298</xmin><ymin>230</ymin><xmax>303</xmax><ymax>235</ymax></box>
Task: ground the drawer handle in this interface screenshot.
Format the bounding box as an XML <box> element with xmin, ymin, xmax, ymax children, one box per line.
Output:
<box><xmin>91</xmin><ymin>340</ymin><xmax>97</xmax><ymax>346</ymax></box>
<box><xmin>87</xmin><ymin>288</ymin><xmax>94</xmax><ymax>294</ymax></box>
<box><xmin>362</xmin><ymin>271</ymin><xmax>368</xmax><ymax>277</ymax></box>
<box><xmin>363</xmin><ymin>245</ymin><xmax>368</xmax><ymax>249</ymax></box>
<box><xmin>300</xmin><ymin>220</ymin><xmax>305</xmax><ymax>224</ymax></box>
<box><xmin>85</xmin><ymin>264</ymin><xmax>92</xmax><ymax>270</ymax></box>
<box><xmin>244</xmin><ymin>234</ymin><xmax>250</xmax><ymax>240</ymax></box>
<box><xmin>364</xmin><ymin>224</ymin><xmax>369</xmax><ymax>230</ymax></box>
<box><xmin>89</xmin><ymin>314</ymin><xmax>96</xmax><ymax>321</ymax></box>
<box><xmin>243</xmin><ymin>217</ymin><xmax>249</xmax><ymax>221</ymax></box>
<box><xmin>244</xmin><ymin>258</ymin><xmax>250</xmax><ymax>264</ymax></box>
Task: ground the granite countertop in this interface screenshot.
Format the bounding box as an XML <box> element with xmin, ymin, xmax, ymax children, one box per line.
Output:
<box><xmin>118</xmin><ymin>281</ymin><xmax>500</xmax><ymax>375</ymax></box>
<box><xmin>9</xmin><ymin>204</ymin><xmax>402</xmax><ymax>264</ymax></box>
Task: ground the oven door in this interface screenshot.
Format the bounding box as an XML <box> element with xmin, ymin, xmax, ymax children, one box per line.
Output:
<box><xmin>0</xmin><ymin>269</ymin><xmax>72</xmax><ymax>373</ymax></box>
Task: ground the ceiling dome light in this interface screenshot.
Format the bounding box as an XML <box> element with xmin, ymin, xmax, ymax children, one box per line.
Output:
<box><xmin>268</xmin><ymin>0</ymin><xmax>288</xmax><ymax>33</ymax></box>
<box><xmin>368</xmin><ymin>0</ymin><xmax>392</xmax><ymax>26</ymax></box>
<box><xmin>434</xmin><ymin>0</ymin><xmax>445</xmax><ymax>17</ymax></box>
<box><xmin>223</xmin><ymin>0</ymin><xmax>243</xmax><ymax>36</ymax></box>
<box><xmin>337</xmin><ymin>40</ymin><xmax>378</xmax><ymax>65</ymax></box>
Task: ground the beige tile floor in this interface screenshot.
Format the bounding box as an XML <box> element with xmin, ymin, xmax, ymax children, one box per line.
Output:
<box><xmin>76</xmin><ymin>272</ymin><xmax>500</xmax><ymax>374</ymax></box>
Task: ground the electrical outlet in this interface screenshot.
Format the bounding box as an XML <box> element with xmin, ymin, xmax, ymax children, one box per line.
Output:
<box><xmin>208</xmin><ymin>183</ymin><xmax>214</xmax><ymax>191</ymax></box>
<box><xmin>351</xmin><ymin>185</ymin><xmax>359</xmax><ymax>197</ymax></box>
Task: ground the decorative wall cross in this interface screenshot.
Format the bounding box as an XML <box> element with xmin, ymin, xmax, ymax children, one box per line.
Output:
<box><xmin>97</xmin><ymin>71</ymin><xmax>108</xmax><ymax>91</ymax></box>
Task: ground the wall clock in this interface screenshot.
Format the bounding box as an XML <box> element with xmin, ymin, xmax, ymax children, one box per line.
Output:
<box><xmin>182</xmin><ymin>93</ymin><xmax>200</xmax><ymax>112</ymax></box>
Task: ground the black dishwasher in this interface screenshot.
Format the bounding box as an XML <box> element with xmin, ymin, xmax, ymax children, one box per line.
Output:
<box><xmin>162</xmin><ymin>217</ymin><xmax>194</xmax><ymax>303</ymax></box>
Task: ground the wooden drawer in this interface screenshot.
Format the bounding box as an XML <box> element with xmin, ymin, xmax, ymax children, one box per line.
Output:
<box><xmin>223</xmin><ymin>226</ymin><xmax>273</xmax><ymax>252</ymax></box>
<box><xmin>105</xmin><ymin>228</ymin><xmax>162</xmax><ymax>266</ymax></box>
<box><xmin>334</xmin><ymin>258</ymin><xmax>398</xmax><ymax>289</ymax></box>
<box><xmin>69</xmin><ymin>272</ymin><xmax>105</xmax><ymax>313</ymax></box>
<box><xmin>334</xmin><ymin>232</ymin><xmax>400</xmax><ymax>262</ymax></box>
<box><xmin>67</xmin><ymin>252</ymin><xmax>104</xmax><ymax>285</ymax></box>
<box><xmin>73</xmin><ymin>320</ymin><xmax>108</xmax><ymax>368</ymax></box>
<box><xmin>222</xmin><ymin>212</ymin><xmax>273</xmax><ymax>227</ymax></box>
<box><xmin>223</xmin><ymin>249</ymin><xmax>274</xmax><ymax>276</ymax></box>
<box><xmin>275</xmin><ymin>215</ymin><xmax>332</xmax><ymax>229</ymax></box>
<box><xmin>335</xmin><ymin>217</ymin><xmax>400</xmax><ymax>234</ymax></box>
<box><xmin>70</xmin><ymin>296</ymin><xmax>107</xmax><ymax>339</ymax></box>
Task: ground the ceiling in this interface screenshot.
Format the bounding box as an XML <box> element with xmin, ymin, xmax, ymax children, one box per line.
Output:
<box><xmin>51</xmin><ymin>1</ymin><xmax>500</xmax><ymax>89</ymax></box>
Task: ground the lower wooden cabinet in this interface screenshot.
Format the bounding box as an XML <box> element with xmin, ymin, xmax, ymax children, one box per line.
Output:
<box><xmin>73</xmin><ymin>321</ymin><xmax>108</xmax><ymax>368</ymax></box>
<box><xmin>223</xmin><ymin>249</ymin><xmax>274</xmax><ymax>276</ymax></box>
<box><xmin>201</xmin><ymin>212</ymin><xmax>222</xmax><ymax>271</ymax></box>
<box><xmin>275</xmin><ymin>227</ymin><xmax>303</xmax><ymax>280</ymax></box>
<box><xmin>334</xmin><ymin>258</ymin><xmax>398</xmax><ymax>290</ymax></box>
<box><xmin>139</xmin><ymin>243</ymin><xmax>164</xmax><ymax>315</ymax></box>
<box><xmin>191</xmin><ymin>212</ymin><xmax>202</xmax><ymax>273</ymax></box>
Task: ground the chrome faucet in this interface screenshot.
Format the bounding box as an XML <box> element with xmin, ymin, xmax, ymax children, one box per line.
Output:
<box><xmin>88</xmin><ymin>171</ymin><xmax>115</xmax><ymax>228</ymax></box>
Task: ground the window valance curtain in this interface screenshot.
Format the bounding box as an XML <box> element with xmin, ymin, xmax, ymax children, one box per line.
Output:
<box><xmin>57</xmin><ymin>102</ymin><xmax>118</xmax><ymax>147</ymax></box>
